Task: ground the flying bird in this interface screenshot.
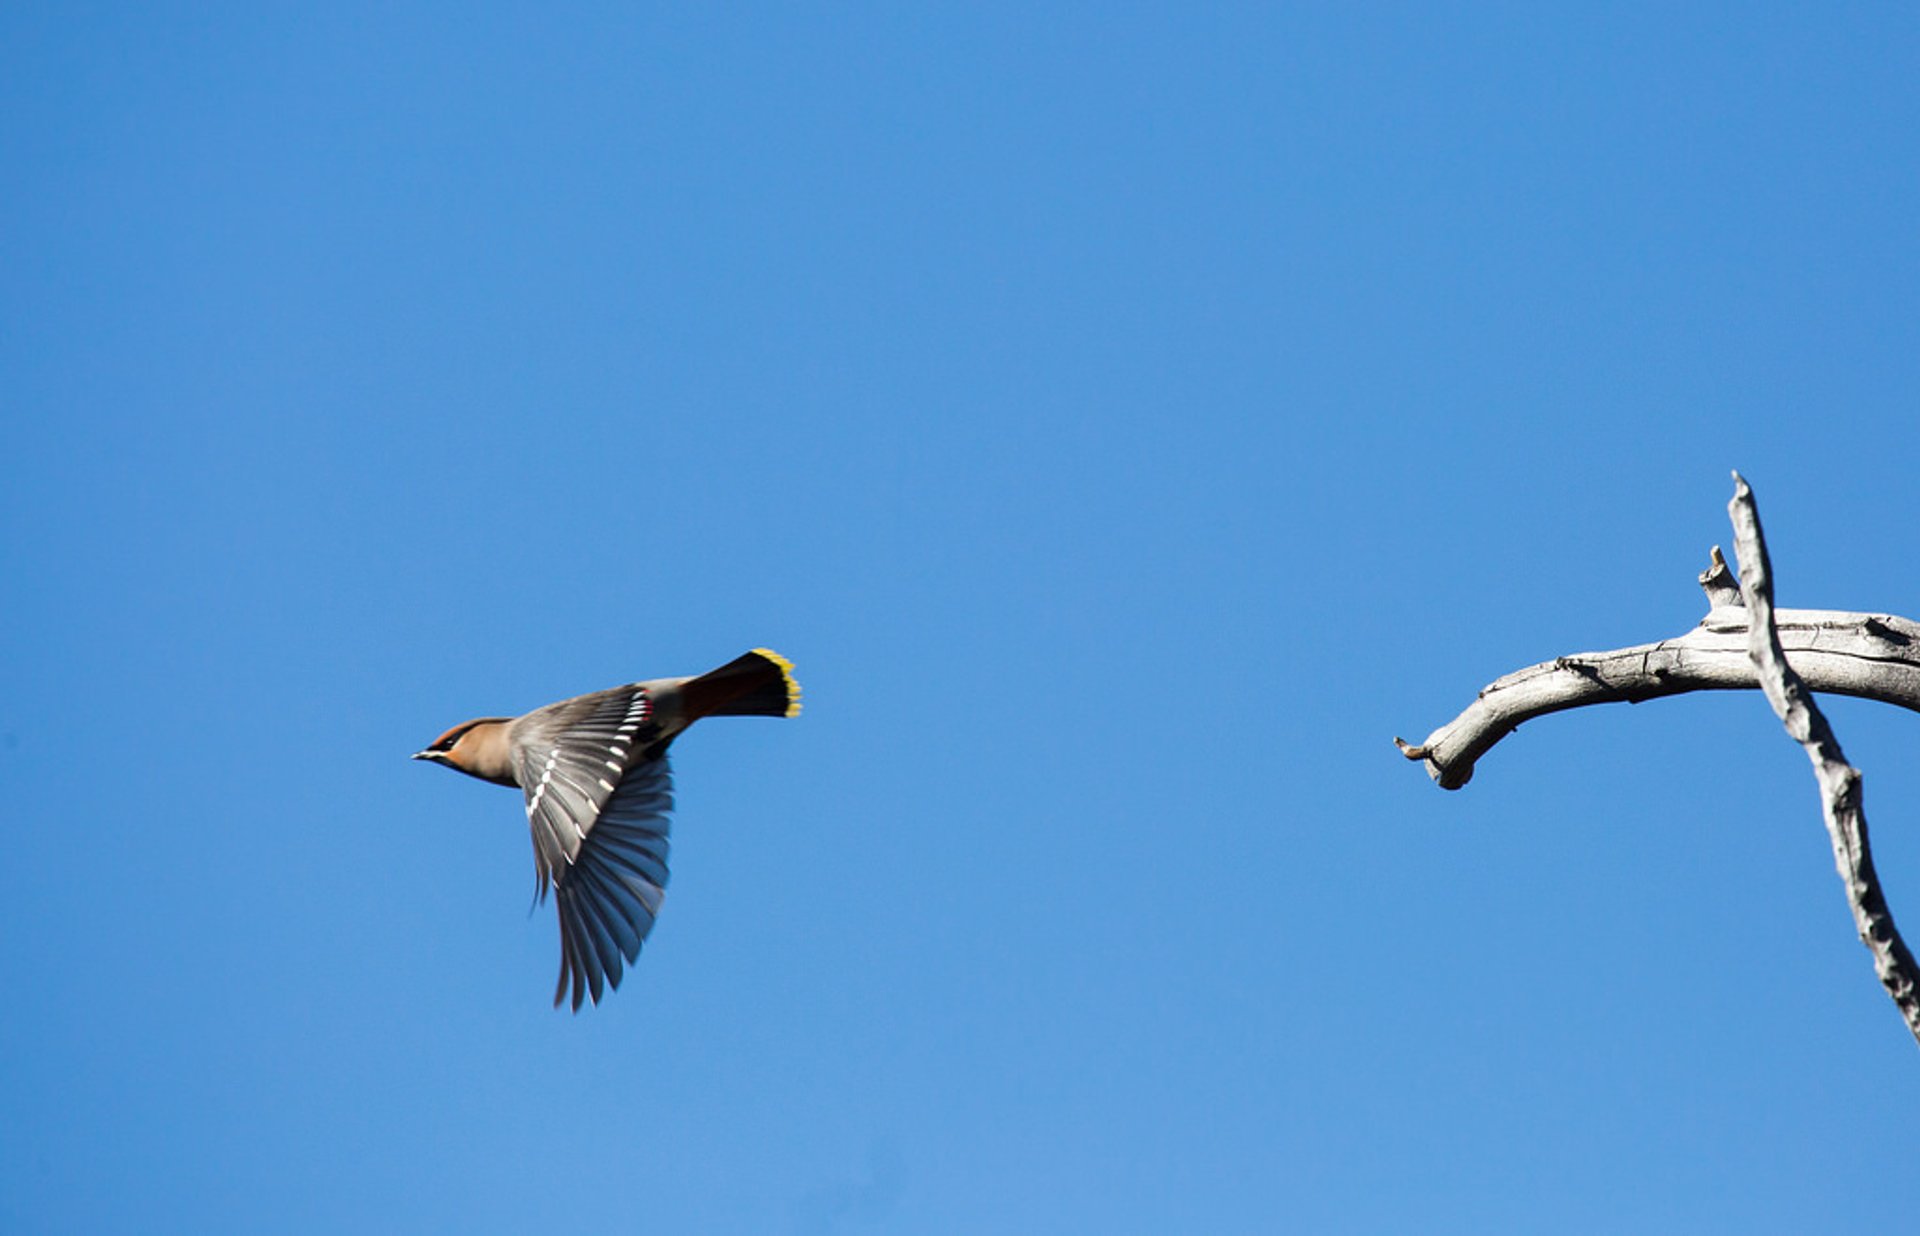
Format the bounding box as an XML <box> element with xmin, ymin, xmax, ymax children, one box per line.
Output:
<box><xmin>414</xmin><ymin>648</ymin><xmax>801</xmax><ymax>1010</ymax></box>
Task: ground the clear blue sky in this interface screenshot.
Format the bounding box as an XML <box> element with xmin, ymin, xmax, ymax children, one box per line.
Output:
<box><xmin>5</xmin><ymin>4</ymin><xmax>1919</xmax><ymax>1232</ymax></box>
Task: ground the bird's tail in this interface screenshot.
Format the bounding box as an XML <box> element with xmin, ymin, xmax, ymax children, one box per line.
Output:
<box><xmin>681</xmin><ymin>648</ymin><xmax>803</xmax><ymax>719</ymax></box>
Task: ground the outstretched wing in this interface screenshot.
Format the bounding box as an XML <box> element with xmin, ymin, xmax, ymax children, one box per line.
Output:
<box><xmin>511</xmin><ymin>685</ymin><xmax>675</xmax><ymax>1009</ymax></box>
<box><xmin>551</xmin><ymin>756</ymin><xmax>673</xmax><ymax>1010</ymax></box>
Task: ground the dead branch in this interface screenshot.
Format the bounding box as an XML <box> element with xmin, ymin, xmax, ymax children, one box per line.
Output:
<box><xmin>1728</xmin><ymin>473</ymin><xmax>1920</xmax><ymax>1046</ymax></box>
<box><xmin>1398</xmin><ymin>476</ymin><xmax>1920</xmax><ymax>1047</ymax></box>
<box><xmin>1395</xmin><ymin>588</ymin><xmax>1920</xmax><ymax>791</ymax></box>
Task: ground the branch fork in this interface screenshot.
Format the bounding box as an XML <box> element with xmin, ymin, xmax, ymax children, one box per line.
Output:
<box><xmin>1400</xmin><ymin>474</ymin><xmax>1920</xmax><ymax>1047</ymax></box>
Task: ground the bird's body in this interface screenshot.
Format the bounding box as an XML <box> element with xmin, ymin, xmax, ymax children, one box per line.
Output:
<box><xmin>415</xmin><ymin>648</ymin><xmax>800</xmax><ymax>1009</ymax></box>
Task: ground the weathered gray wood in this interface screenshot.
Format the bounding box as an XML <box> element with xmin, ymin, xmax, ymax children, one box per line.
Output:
<box><xmin>1729</xmin><ymin>473</ymin><xmax>1920</xmax><ymax>1047</ymax></box>
<box><xmin>1396</xmin><ymin>598</ymin><xmax>1920</xmax><ymax>790</ymax></box>
<box><xmin>1397</xmin><ymin>476</ymin><xmax>1920</xmax><ymax>1048</ymax></box>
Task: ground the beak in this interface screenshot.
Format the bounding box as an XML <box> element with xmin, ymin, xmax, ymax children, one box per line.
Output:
<box><xmin>411</xmin><ymin>750</ymin><xmax>436</xmax><ymax>761</ymax></box>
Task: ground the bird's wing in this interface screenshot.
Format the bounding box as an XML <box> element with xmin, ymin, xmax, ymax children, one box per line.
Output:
<box><xmin>551</xmin><ymin>755</ymin><xmax>673</xmax><ymax>1010</ymax></box>
<box><xmin>511</xmin><ymin>685</ymin><xmax>677</xmax><ymax>1009</ymax></box>
<box><xmin>513</xmin><ymin>685</ymin><xmax>660</xmax><ymax>889</ymax></box>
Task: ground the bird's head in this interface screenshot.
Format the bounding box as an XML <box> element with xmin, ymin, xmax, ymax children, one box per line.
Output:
<box><xmin>413</xmin><ymin>718</ymin><xmax>515</xmax><ymax>779</ymax></box>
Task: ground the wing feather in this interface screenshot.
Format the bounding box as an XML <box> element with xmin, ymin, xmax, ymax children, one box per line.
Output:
<box><xmin>511</xmin><ymin>685</ymin><xmax>677</xmax><ymax>1010</ymax></box>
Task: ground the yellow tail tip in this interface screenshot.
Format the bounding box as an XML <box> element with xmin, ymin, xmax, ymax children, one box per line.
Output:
<box><xmin>751</xmin><ymin>647</ymin><xmax>803</xmax><ymax>717</ymax></box>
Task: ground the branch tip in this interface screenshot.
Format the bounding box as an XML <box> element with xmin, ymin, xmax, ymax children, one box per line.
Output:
<box><xmin>1698</xmin><ymin>544</ymin><xmax>1742</xmax><ymax>608</ymax></box>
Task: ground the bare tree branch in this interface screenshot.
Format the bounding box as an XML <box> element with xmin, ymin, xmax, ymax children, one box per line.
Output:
<box><xmin>1394</xmin><ymin>602</ymin><xmax>1920</xmax><ymax>789</ymax></box>
<box><xmin>1729</xmin><ymin>472</ymin><xmax>1920</xmax><ymax>1047</ymax></box>
<box><xmin>1397</xmin><ymin>476</ymin><xmax>1920</xmax><ymax>1047</ymax></box>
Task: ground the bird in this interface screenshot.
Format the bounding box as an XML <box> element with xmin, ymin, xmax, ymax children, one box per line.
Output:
<box><xmin>413</xmin><ymin>648</ymin><xmax>801</xmax><ymax>1010</ymax></box>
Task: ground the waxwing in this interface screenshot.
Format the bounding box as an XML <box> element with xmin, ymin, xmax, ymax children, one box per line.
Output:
<box><xmin>414</xmin><ymin>649</ymin><xmax>801</xmax><ymax>1010</ymax></box>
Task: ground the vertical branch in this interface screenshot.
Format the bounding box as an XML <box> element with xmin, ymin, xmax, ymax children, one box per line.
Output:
<box><xmin>1730</xmin><ymin>473</ymin><xmax>1920</xmax><ymax>1046</ymax></box>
